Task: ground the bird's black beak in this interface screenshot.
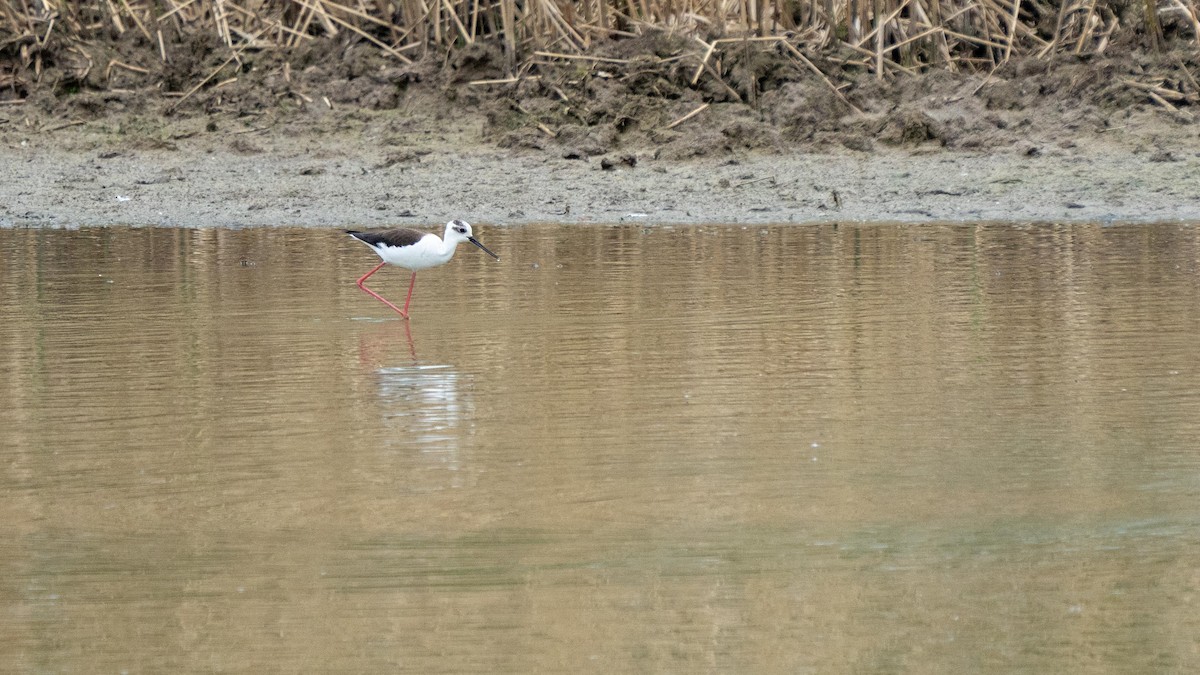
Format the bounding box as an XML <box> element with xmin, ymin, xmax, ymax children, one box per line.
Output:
<box><xmin>469</xmin><ymin>237</ymin><xmax>500</xmax><ymax>260</ymax></box>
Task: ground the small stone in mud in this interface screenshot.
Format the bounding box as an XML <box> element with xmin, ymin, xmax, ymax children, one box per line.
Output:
<box><xmin>228</xmin><ymin>138</ymin><xmax>262</xmax><ymax>155</ymax></box>
<box><xmin>135</xmin><ymin>169</ymin><xmax>183</xmax><ymax>185</ymax></box>
<box><xmin>842</xmin><ymin>136</ymin><xmax>873</xmax><ymax>152</ymax></box>
<box><xmin>599</xmin><ymin>155</ymin><xmax>636</xmax><ymax>170</ymax></box>
<box><xmin>374</xmin><ymin>151</ymin><xmax>424</xmax><ymax>168</ymax></box>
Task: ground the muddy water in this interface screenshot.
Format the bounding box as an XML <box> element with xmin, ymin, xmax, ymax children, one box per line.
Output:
<box><xmin>1</xmin><ymin>223</ymin><xmax>1199</xmax><ymax>672</ymax></box>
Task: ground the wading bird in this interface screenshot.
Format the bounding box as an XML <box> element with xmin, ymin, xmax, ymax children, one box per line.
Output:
<box><xmin>347</xmin><ymin>220</ymin><xmax>499</xmax><ymax>318</ymax></box>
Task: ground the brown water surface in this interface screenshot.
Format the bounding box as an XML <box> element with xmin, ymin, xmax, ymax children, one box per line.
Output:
<box><xmin>1</xmin><ymin>224</ymin><xmax>1199</xmax><ymax>672</ymax></box>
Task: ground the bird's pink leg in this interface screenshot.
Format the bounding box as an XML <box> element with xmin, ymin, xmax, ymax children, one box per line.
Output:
<box><xmin>355</xmin><ymin>261</ymin><xmax>409</xmax><ymax>318</ymax></box>
<box><xmin>402</xmin><ymin>272</ymin><xmax>417</xmax><ymax>316</ymax></box>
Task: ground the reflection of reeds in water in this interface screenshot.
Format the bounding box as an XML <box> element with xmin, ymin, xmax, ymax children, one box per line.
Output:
<box><xmin>1</xmin><ymin>0</ymin><xmax>1197</xmax><ymax>96</ymax></box>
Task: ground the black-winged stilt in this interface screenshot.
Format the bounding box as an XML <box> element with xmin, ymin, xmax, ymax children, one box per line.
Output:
<box><xmin>346</xmin><ymin>219</ymin><xmax>499</xmax><ymax>318</ymax></box>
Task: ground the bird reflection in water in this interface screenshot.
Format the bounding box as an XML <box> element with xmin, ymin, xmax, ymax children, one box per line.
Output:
<box><xmin>375</xmin><ymin>364</ymin><xmax>472</xmax><ymax>490</ymax></box>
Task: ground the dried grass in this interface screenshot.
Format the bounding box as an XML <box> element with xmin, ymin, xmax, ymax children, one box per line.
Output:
<box><xmin>2</xmin><ymin>0</ymin><xmax>1199</xmax><ymax>105</ymax></box>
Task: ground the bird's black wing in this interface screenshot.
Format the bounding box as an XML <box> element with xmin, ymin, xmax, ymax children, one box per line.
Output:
<box><xmin>346</xmin><ymin>228</ymin><xmax>427</xmax><ymax>248</ymax></box>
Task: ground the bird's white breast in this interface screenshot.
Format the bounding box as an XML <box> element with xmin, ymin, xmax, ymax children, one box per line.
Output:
<box><xmin>377</xmin><ymin>233</ymin><xmax>453</xmax><ymax>270</ymax></box>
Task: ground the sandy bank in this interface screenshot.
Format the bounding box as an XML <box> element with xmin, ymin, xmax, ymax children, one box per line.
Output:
<box><xmin>3</xmin><ymin>129</ymin><xmax>1199</xmax><ymax>228</ymax></box>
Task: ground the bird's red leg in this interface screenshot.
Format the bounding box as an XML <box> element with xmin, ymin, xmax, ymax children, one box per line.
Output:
<box><xmin>355</xmin><ymin>261</ymin><xmax>409</xmax><ymax>318</ymax></box>
<box><xmin>402</xmin><ymin>272</ymin><xmax>417</xmax><ymax>316</ymax></box>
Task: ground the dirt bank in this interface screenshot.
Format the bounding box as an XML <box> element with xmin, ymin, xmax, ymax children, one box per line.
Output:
<box><xmin>4</xmin><ymin>33</ymin><xmax>1200</xmax><ymax>227</ymax></box>
<box><xmin>3</xmin><ymin>124</ymin><xmax>1200</xmax><ymax>228</ymax></box>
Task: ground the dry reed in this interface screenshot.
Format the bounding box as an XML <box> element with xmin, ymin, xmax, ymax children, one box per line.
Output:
<box><xmin>2</xmin><ymin>0</ymin><xmax>1199</xmax><ymax>106</ymax></box>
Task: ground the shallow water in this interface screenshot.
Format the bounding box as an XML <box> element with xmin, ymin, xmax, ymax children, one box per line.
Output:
<box><xmin>2</xmin><ymin>223</ymin><xmax>1199</xmax><ymax>672</ymax></box>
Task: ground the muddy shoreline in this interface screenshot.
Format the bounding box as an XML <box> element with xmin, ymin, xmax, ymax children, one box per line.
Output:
<box><xmin>6</xmin><ymin>16</ymin><xmax>1200</xmax><ymax>229</ymax></box>
<box><xmin>4</xmin><ymin>67</ymin><xmax>1200</xmax><ymax>229</ymax></box>
<box><xmin>3</xmin><ymin>125</ymin><xmax>1200</xmax><ymax>228</ymax></box>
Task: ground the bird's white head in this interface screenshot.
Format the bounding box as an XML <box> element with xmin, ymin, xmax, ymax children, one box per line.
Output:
<box><xmin>444</xmin><ymin>219</ymin><xmax>474</xmax><ymax>243</ymax></box>
<box><xmin>444</xmin><ymin>219</ymin><xmax>500</xmax><ymax>260</ymax></box>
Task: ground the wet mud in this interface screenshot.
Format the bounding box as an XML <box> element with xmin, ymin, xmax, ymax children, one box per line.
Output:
<box><xmin>4</xmin><ymin>30</ymin><xmax>1200</xmax><ymax>226</ymax></box>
